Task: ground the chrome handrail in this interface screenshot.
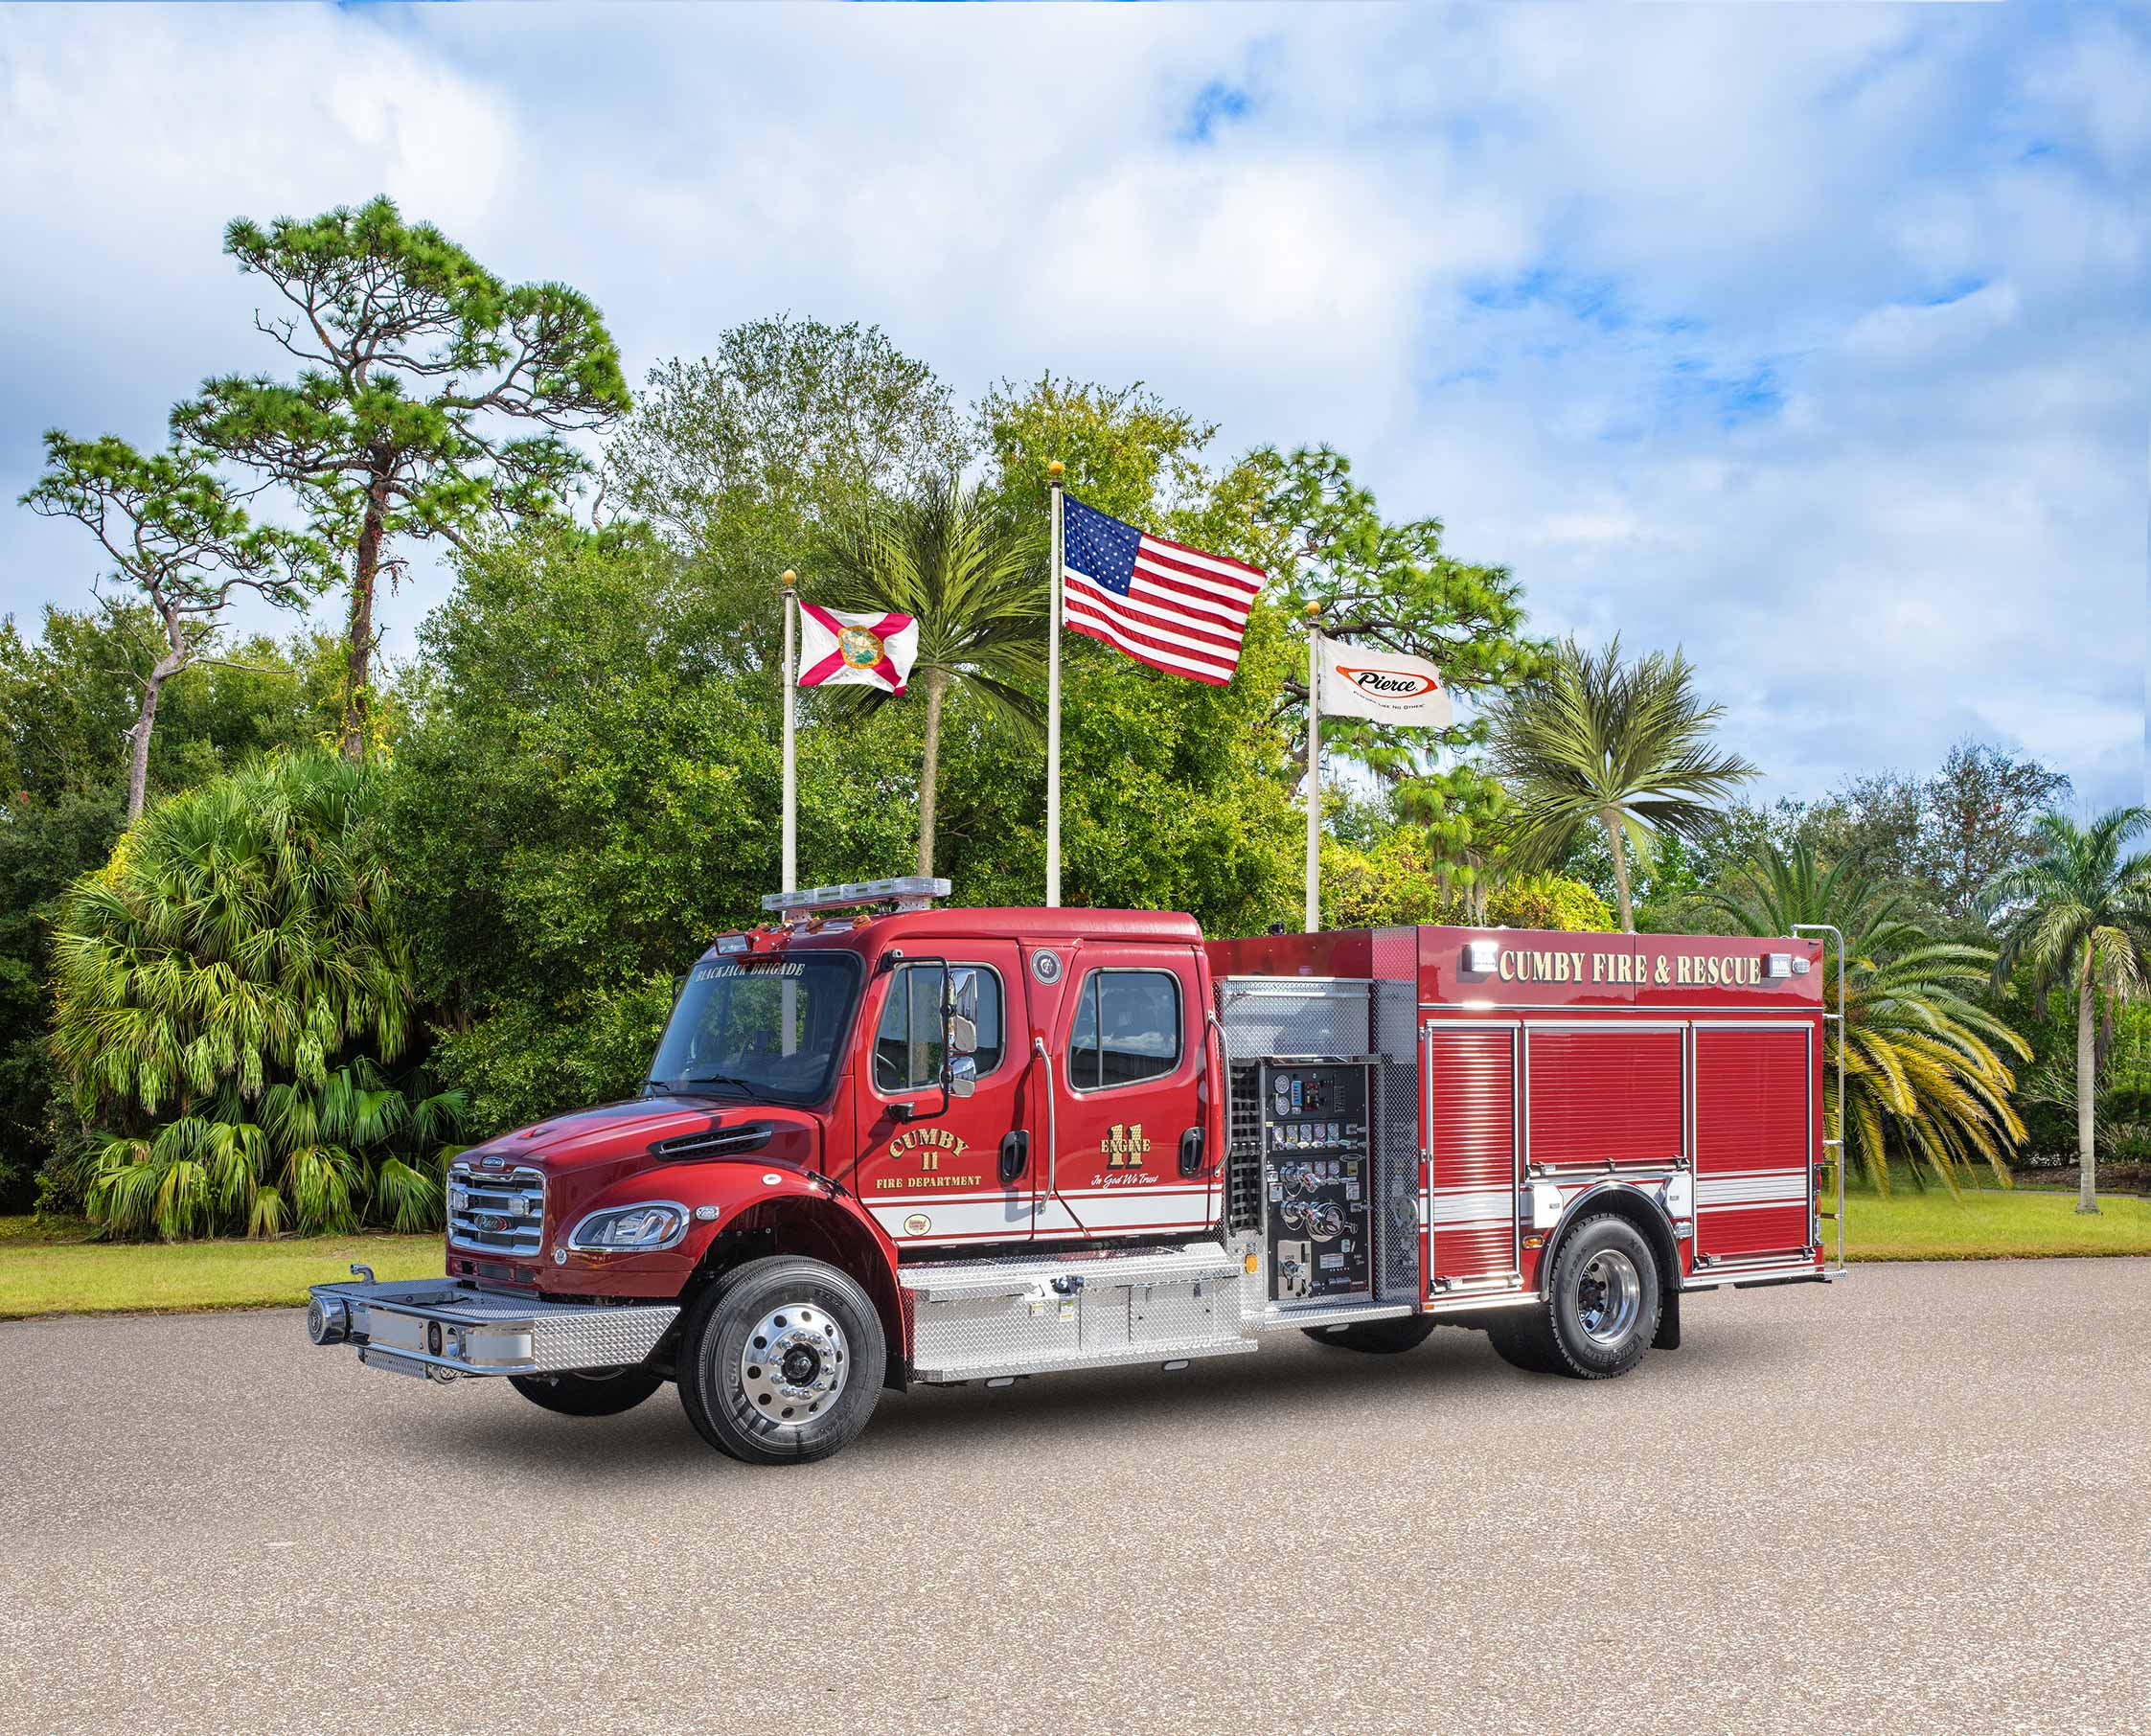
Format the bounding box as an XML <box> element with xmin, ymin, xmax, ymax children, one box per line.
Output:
<box><xmin>1793</xmin><ymin>923</ymin><xmax>1846</xmax><ymax>1274</ymax></box>
<box><xmin>1031</xmin><ymin>1037</ymin><xmax>1056</xmax><ymax>1227</ymax></box>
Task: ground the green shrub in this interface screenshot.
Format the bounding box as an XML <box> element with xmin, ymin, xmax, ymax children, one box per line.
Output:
<box><xmin>49</xmin><ymin>751</ymin><xmax>465</xmax><ymax>1239</ymax></box>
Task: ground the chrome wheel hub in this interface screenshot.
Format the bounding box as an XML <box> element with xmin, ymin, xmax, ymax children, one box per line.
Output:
<box><xmin>1575</xmin><ymin>1249</ymin><xmax>1641</xmax><ymax>1346</ymax></box>
<box><xmin>740</xmin><ymin>1302</ymin><xmax>847</xmax><ymax>1427</ymax></box>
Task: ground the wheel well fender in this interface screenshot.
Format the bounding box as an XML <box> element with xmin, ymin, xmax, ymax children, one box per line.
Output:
<box><xmin>692</xmin><ymin>1194</ymin><xmax>909</xmax><ymax>1382</ymax></box>
<box><xmin>1541</xmin><ymin>1180</ymin><xmax>1682</xmax><ymax>1349</ymax></box>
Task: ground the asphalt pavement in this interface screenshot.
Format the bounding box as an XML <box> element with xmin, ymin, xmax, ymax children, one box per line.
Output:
<box><xmin>3</xmin><ymin>1258</ymin><xmax>2146</xmax><ymax>1736</ymax></box>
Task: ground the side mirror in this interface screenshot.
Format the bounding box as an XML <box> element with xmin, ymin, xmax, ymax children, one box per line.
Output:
<box><xmin>946</xmin><ymin>1055</ymin><xmax>977</xmax><ymax>1099</ymax></box>
<box><xmin>943</xmin><ymin>969</ymin><xmax>978</xmax><ymax>1058</ymax></box>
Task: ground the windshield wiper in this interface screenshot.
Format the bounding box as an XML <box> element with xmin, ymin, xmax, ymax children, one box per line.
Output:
<box><xmin>678</xmin><ymin>1072</ymin><xmax>757</xmax><ymax>1093</ymax></box>
<box><xmin>642</xmin><ymin>1080</ymin><xmax>674</xmax><ymax>1096</ymax></box>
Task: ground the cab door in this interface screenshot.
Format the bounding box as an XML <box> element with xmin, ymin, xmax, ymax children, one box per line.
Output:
<box><xmin>850</xmin><ymin>943</ymin><xmax>1038</xmax><ymax>1251</ymax></box>
<box><xmin>1041</xmin><ymin>945</ymin><xmax>1213</xmax><ymax>1243</ymax></box>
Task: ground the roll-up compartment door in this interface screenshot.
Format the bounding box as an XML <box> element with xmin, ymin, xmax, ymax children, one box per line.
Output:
<box><xmin>1424</xmin><ymin>1026</ymin><xmax>1518</xmax><ymax>1289</ymax></box>
<box><xmin>1693</xmin><ymin>1024</ymin><xmax>1813</xmax><ymax>1262</ymax></box>
<box><xmin>1524</xmin><ymin>1027</ymin><xmax>1684</xmax><ymax>1169</ymax></box>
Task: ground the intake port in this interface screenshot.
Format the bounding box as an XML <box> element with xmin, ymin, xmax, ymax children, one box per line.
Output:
<box><xmin>307</xmin><ymin>1295</ymin><xmax>350</xmax><ymax>1346</ymax></box>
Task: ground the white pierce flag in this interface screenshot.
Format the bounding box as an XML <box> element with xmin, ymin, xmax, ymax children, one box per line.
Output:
<box><xmin>1316</xmin><ymin>637</ymin><xmax>1453</xmax><ymax>728</ymax></box>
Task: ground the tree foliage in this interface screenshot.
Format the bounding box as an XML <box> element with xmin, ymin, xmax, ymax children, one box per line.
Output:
<box><xmin>0</xmin><ymin>609</ymin><xmax>356</xmax><ymax>1208</ymax></box>
<box><xmin>49</xmin><ymin>752</ymin><xmax>463</xmax><ymax>1237</ymax></box>
<box><xmin>817</xmin><ymin>477</ymin><xmax>1045</xmax><ymax>875</ymax></box>
<box><xmin>1984</xmin><ymin>808</ymin><xmax>2151</xmax><ymax>1212</ymax></box>
<box><xmin>1488</xmin><ymin>634</ymin><xmax>1756</xmax><ymax>932</ymax></box>
<box><xmin>1708</xmin><ymin>840</ymin><xmax>2026</xmax><ymax>1195</ymax></box>
<box><xmin>175</xmin><ymin>196</ymin><xmax>631</xmax><ymax>758</ymax></box>
<box><xmin>387</xmin><ymin>525</ymin><xmax>923</xmax><ymax>1131</ymax></box>
<box><xmin>21</xmin><ymin>432</ymin><xmax>325</xmax><ymax>820</ymax></box>
<box><xmin>1319</xmin><ymin>823</ymin><xmax>1611</xmax><ymax>932</ymax></box>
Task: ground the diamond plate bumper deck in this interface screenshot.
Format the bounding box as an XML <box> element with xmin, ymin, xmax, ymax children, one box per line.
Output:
<box><xmin>308</xmin><ymin>1276</ymin><xmax>678</xmax><ymax>1381</ymax></box>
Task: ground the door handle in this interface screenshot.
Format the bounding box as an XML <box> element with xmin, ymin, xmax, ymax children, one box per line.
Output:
<box><xmin>998</xmin><ymin>1130</ymin><xmax>1029</xmax><ymax>1184</ymax></box>
<box><xmin>1178</xmin><ymin>1126</ymin><xmax>1204</xmax><ymax>1178</ymax></box>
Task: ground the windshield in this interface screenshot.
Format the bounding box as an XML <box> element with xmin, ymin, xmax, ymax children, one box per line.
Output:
<box><xmin>647</xmin><ymin>952</ymin><xmax>862</xmax><ymax>1106</ymax></box>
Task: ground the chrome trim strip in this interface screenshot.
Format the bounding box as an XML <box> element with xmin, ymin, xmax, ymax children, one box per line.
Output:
<box><xmin>1031</xmin><ymin>1036</ymin><xmax>1056</xmax><ymax>1229</ymax></box>
<box><xmin>446</xmin><ymin>1163</ymin><xmax>547</xmax><ymax>1259</ymax></box>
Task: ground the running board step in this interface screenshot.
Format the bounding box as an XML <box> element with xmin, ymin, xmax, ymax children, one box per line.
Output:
<box><xmin>902</xmin><ymin>1241</ymin><xmax>1254</xmax><ymax>1383</ymax></box>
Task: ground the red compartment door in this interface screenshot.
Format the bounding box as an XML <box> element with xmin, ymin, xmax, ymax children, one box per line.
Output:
<box><xmin>1424</xmin><ymin>1025</ymin><xmax>1519</xmax><ymax>1289</ymax></box>
<box><xmin>1693</xmin><ymin>1024</ymin><xmax>1814</xmax><ymax>1263</ymax></box>
<box><xmin>1524</xmin><ymin>1026</ymin><xmax>1685</xmax><ymax>1169</ymax></box>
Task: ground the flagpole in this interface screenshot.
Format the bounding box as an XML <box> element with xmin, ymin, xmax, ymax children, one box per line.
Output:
<box><xmin>1305</xmin><ymin>605</ymin><xmax>1322</xmax><ymax>934</ymax></box>
<box><xmin>780</xmin><ymin>571</ymin><xmax>799</xmax><ymax>1055</ymax></box>
<box><xmin>781</xmin><ymin>570</ymin><xmax>798</xmax><ymax>897</ymax></box>
<box><xmin>1046</xmin><ymin>460</ymin><xmax>1064</xmax><ymax>908</ymax></box>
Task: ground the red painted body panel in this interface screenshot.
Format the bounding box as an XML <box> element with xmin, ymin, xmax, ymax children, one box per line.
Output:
<box><xmin>1205</xmin><ymin>928</ymin><xmax>1374</xmax><ymax>981</ymax></box>
<box><xmin>1424</xmin><ymin>1027</ymin><xmax>1518</xmax><ymax>1288</ymax></box>
<box><xmin>1693</xmin><ymin>1024</ymin><xmax>1815</xmax><ymax>1263</ymax></box>
<box><xmin>1415</xmin><ymin>925</ymin><xmax>1823</xmax><ymax>1012</ymax></box>
<box><xmin>1524</xmin><ymin>1028</ymin><xmax>1684</xmax><ymax>1168</ymax></box>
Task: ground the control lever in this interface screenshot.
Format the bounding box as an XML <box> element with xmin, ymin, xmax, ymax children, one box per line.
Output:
<box><xmin>998</xmin><ymin>1130</ymin><xmax>1029</xmax><ymax>1184</ymax></box>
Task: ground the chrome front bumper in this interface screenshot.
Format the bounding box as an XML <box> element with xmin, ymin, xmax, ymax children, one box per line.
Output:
<box><xmin>307</xmin><ymin>1274</ymin><xmax>679</xmax><ymax>1382</ymax></box>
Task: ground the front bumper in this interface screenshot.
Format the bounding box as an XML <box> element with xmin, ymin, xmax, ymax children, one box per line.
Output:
<box><xmin>306</xmin><ymin>1275</ymin><xmax>679</xmax><ymax>1382</ymax></box>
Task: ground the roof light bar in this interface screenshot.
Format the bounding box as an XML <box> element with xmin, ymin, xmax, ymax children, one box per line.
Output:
<box><xmin>761</xmin><ymin>877</ymin><xmax>950</xmax><ymax>921</ymax></box>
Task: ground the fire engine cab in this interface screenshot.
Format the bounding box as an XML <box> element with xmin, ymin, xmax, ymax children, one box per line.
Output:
<box><xmin>308</xmin><ymin>877</ymin><xmax>1843</xmax><ymax>1464</ymax></box>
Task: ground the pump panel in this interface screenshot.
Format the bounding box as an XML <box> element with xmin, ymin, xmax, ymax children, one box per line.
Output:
<box><xmin>1259</xmin><ymin>1062</ymin><xmax>1372</xmax><ymax>1305</ymax></box>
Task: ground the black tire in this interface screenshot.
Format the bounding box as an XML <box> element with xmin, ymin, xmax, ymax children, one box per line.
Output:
<box><xmin>676</xmin><ymin>1255</ymin><xmax>885</xmax><ymax>1465</ymax></box>
<box><xmin>1480</xmin><ymin>1214</ymin><xmax>1663</xmax><ymax>1379</ymax></box>
<box><xmin>1481</xmin><ymin>1311</ymin><xmax>1565</xmax><ymax>1374</ymax></box>
<box><xmin>509</xmin><ymin>1366</ymin><xmax>663</xmax><ymax>1417</ymax></box>
<box><xmin>1301</xmin><ymin>1315</ymin><xmax>1439</xmax><ymax>1354</ymax></box>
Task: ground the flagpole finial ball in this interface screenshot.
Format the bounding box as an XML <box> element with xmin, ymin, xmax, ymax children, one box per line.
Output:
<box><xmin>781</xmin><ymin>570</ymin><xmax>796</xmax><ymax>589</ymax></box>
<box><xmin>1304</xmin><ymin>603</ymin><xmax>1321</xmax><ymax>621</ymax></box>
<box><xmin>1048</xmin><ymin>460</ymin><xmax>1064</xmax><ymax>479</ymax></box>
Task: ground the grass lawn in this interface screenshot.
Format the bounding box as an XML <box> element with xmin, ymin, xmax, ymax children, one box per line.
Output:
<box><xmin>1844</xmin><ymin>1185</ymin><xmax>2151</xmax><ymax>1261</ymax></box>
<box><xmin>0</xmin><ymin>1217</ymin><xmax>441</xmax><ymax>1319</ymax></box>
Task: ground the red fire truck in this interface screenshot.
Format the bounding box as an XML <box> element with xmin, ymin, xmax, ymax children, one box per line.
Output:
<box><xmin>308</xmin><ymin>877</ymin><xmax>1843</xmax><ymax>1464</ymax></box>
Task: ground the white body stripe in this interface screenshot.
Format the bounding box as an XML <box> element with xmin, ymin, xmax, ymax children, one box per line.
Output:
<box><xmin>1697</xmin><ymin>1171</ymin><xmax>1809</xmax><ymax>1206</ymax></box>
<box><xmin>1430</xmin><ymin>1188</ymin><xmax>1516</xmax><ymax>1227</ymax></box>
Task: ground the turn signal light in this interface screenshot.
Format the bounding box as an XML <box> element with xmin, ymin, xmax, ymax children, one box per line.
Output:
<box><xmin>1522</xmin><ymin>1233</ymin><xmax>1545</xmax><ymax>1250</ymax></box>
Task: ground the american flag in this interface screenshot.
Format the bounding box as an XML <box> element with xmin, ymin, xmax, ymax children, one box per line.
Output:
<box><xmin>1060</xmin><ymin>494</ymin><xmax>1264</xmax><ymax>686</ymax></box>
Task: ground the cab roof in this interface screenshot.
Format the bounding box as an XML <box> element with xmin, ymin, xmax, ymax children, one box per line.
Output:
<box><xmin>706</xmin><ymin>905</ymin><xmax>1203</xmax><ymax>960</ymax></box>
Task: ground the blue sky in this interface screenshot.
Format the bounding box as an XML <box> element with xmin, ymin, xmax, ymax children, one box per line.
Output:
<box><xmin>3</xmin><ymin>3</ymin><xmax>2145</xmax><ymax>810</ymax></box>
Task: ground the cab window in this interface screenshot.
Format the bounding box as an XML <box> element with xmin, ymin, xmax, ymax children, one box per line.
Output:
<box><xmin>1067</xmin><ymin>970</ymin><xmax>1181</xmax><ymax>1090</ymax></box>
<box><xmin>873</xmin><ymin>964</ymin><xmax>1005</xmax><ymax>1093</ymax></box>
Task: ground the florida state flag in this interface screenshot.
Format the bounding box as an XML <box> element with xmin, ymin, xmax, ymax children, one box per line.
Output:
<box><xmin>796</xmin><ymin>605</ymin><xmax>919</xmax><ymax>695</ymax></box>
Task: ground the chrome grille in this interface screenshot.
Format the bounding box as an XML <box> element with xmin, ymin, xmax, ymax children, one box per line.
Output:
<box><xmin>447</xmin><ymin>1163</ymin><xmax>547</xmax><ymax>1258</ymax></box>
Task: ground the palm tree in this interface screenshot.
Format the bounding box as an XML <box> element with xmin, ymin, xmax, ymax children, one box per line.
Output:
<box><xmin>820</xmin><ymin>477</ymin><xmax>1045</xmax><ymax>877</ymax></box>
<box><xmin>1485</xmin><ymin>634</ymin><xmax>1755</xmax><ymax>931</ymax></box>
<box><xmin>1707</xmin><ymin>840</ymin><xmax>2027</xmax><ymax>1195</ymax></box>
<box><xmin>51</xmin><ymin>750</ymin><xmax>468</xmax><ymax>1239</ymax></box>
<box><xmin>1984</xmin><ymin>809</ymin><xmax>2151</xmax><ymax>1214</ymax></box>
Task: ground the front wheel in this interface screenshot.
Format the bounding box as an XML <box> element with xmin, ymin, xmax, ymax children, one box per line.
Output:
<box><xmin>676</xmin><ymin>1255</ymin><xmax>885</xmax><ymax>1464</ymax></box>
<box><xmin>509</xmin><ymin>1366</ymin><xmax>663</xmax><ymax>1417</ymax></box>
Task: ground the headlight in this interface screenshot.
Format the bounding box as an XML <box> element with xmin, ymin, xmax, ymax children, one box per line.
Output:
<box><xmin>565</xmin><ymin>1202</ymin><xmax>692</xmax><ymax>1253</ymax></box>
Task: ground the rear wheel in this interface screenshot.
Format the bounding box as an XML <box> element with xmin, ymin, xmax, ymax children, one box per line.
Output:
<box><xmin>1484</xmin><ymin>1214</ymin><xmax>1662</xmax><ymax>1380</ymax></box>
<box><xmin>676</xmin><ymin>1255</ymin><xmax>884</xmax><ymax>1464</ymax></box>
<box><xmin>509</xmin><ymin>1366</ymin><xmax>663</xmax><ymax>1417</ymax></box>
<box><xmin>1302</xmin><ymin>1315</ymin><xmax>1439</xmax><ymax>1354</ymax></box>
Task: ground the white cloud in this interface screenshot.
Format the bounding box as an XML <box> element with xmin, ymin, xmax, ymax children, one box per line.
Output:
<box><xmin>1</xmin><ymin>2</ymin><xmax>2143</xmax><ymax>813</ymax></box>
